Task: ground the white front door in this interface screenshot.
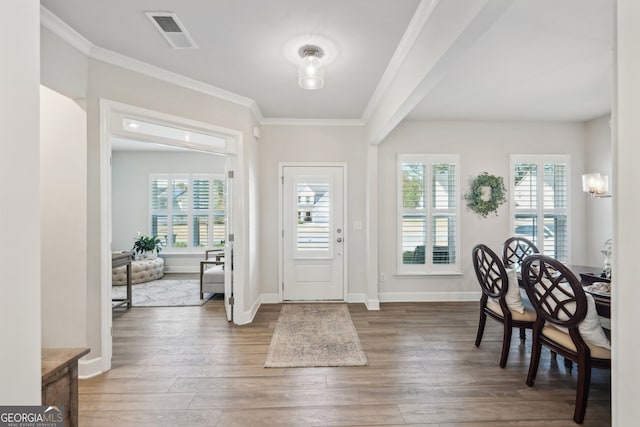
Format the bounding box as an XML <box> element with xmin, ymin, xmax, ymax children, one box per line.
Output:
<box><xmin>282</xmin><ymin>166</ymin><xmax>345</xmax><ymax>301</ymax></box>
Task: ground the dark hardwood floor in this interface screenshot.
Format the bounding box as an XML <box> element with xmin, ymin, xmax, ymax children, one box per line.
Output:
<box><xmin>79</xmin><ymin>301</ymin><xmax>611</xmax><ymax>426</ymax></box>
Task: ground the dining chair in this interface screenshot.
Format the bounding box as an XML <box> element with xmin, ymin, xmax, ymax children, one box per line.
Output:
<box><xmin>472</xmin><ymin>244</ymin><xmax>536</xmax><ymax>368</ymax></box>
<box><xmin>502</xmin><ymin>236</ymin><xmax>540</xmax><ymax>342</ymax></box>
<box><xmin>521</xmin><ymin>254</ymin><xmax>611</xmax><ymax>424</ymax></box>
<box><xmin>502</xmin><ymin>236</ymin><xmax>539</xmax><ymax>268</ymax></box>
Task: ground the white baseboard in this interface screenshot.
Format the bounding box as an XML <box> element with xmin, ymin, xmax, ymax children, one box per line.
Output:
<box><xmin>245</xmin><ymin>293</ymin><xmax>476</xmax><ymax>319</ymax></box>
<box><xmin>365</xmin><ymin>299</ymin><xmax>381</xmax><ymax>310</ymax></box>
<box><xmin>379</xmin><ymin>291</ymin><xmax>480</xmax><ymax>302</ymax></box>
<box><xmin>347</xmin><ymin>293</ymin><xmax>365</xmax><ymax>303</ymax></box>
<box><xmin>233</xmin><ymin>293</ymin><xmax>266</xmax><ymax>325</ymax></box>
<box><xmin>78</xmin><ymin>356</ymin><xmax>103</xmax><ymax>379</ymax></box>
<box><xmin>260</xmin><ymin>293</ymin><xmax>279</xmax><ymax>304</ymax></box>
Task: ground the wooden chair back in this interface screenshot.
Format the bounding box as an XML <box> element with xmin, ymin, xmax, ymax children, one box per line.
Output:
<box><xmin>521</xmin><ymin>254</ymin><xmax>587</xmax><ymax>329</ymax></box>
<box><xmin>472</xmin><ymin>244</ymin><xmax>508</xmax><ymax>300</ymax></box>
<box><xmin>502</xmin><ymin>236</ymin><xmax>539</xmax><ymax>268</ymax></box>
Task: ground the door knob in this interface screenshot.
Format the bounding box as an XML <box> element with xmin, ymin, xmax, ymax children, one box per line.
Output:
<box><xmin>336</xmin><ymin>237</ymin><xmax>343</xmax><ymax>243</ymax></box>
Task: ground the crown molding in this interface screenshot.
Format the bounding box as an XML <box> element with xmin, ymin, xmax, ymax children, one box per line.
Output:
<box><xmin>360</xmin><ymin>0</ymin><xmax>440</xmax><ymax>123</ymax></box>
<box><xmin>40</xmin><ymin>5</ymin><xmax>92</xmax><ymax>55</ymax></box>
<box><xmin>90</xmin><ymin>45</ymin><xmax>259</xmax><ymax>109</ymax></box>
<box><xmin>248</xmin><ymin>101</ymin><xmax>264</xmax><ymax>124</ymax></box>
<box><xmin>260</xmin><ymin>118</ymin><xmax>364</xmax><ymax>127</ymax></box>
<box><xmin>40</xmin><ymin>7</ymin><xmax>265</xmax><ymax>123</ymax></box>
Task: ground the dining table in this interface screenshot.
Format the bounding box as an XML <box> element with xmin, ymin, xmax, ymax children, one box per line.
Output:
<box><xmin>517</xmin><ymin>263</ymin><xmax>611</xmax><ymax>319</ymax></box>
<box><xmin>566</xmin><ymin>264</ymin><xmax>611</xmax><ymax>319</ymax></box>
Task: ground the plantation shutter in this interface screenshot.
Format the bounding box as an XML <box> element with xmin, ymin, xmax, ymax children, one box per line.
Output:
<box><xmin>211</xmin><ymin>178</ymin><xmax>226</xmax><ymax>246</ymax></box>
<box><xmin>150</xmin><ymin>176</ymin><xmax>169</xmax><ymax>246</ymax></box>
<box><xmin>149</xmin><ymin>174</ymin><xmax>225</xmax><ymax>251</ymax></box>
<box><xmin>431</xmin><ymin>162</ymin><xmax>457</xmax><ymax>265</ymax></box>
<box><xmin>192</xmin><ymin>178</ymin><xmax>210</xmax><ymax>247</ymax></box>
<box><xmin>398</xmin><ymin>155</ymin><xmax>460</xmax><ymax>274</ymax></box>
<box><xmin>511</xmin><ymin>156</ymin><xmax>569</xmax><ymax>263</ymax></box>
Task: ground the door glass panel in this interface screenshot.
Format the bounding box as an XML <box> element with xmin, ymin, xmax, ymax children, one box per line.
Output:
<box><xmin>296</xmin><ymin>182</ymin><xmax>330</xmax><ymax>251</ymax></box>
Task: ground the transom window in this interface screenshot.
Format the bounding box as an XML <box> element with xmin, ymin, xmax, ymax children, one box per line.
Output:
<box><xmin>150</xmin><ymin>174</ymin><xmax>225</xmax><ymax>251</ymax></box>
<box><xmin>510</xmin><ymin>155</ymin><xmax>569</xmax><ymax>263</ymax></box>
<box><xmin>397</xmin><ymin>154</ymin><xmax>460</xmax><ymax>274</ymax></box>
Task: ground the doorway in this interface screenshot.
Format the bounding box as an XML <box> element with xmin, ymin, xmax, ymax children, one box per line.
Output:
<box><xmin>100</xmin><ymin>100</ymin><xmax>241</xmax><ymax>373</ymax></box>
<box><xmin>280</xmin><ymin>164</ymin><xmax>347</xmax><ymax>301</ymax></box>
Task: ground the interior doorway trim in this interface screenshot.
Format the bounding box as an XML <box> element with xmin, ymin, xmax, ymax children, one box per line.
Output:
<box><xmin>98</xmin><ymin>99</ymin><xmax>243</xmax><ymax>374</ymax></box>
<box><xmin>278</xmin><ymin>162</ymin><xmax>349</xmax><ymax>303</ymax></box>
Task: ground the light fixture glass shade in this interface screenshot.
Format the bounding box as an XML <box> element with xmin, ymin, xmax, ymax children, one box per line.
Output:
<box><xmin>298</xmin><ymin>53</ymin><xmax>324</xmax><ymax>90</ymax></box>
<box><xmin>582</xmin><ymin>172</ymin><xmax>609</xmax><ymax>196</ymax></box>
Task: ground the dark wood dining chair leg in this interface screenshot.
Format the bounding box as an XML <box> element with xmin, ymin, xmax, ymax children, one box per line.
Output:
<box><xmin>526</xmin><ymin>338</ymin><xmax>542</xmax><ymax>386</ymax></box>
<box><xmin>564</xmin><ymin>357</ymin><xmax>574</xmax><ymax>373</ymax></box>
<box><xmin>499</xmin><ymin>321</ymin><xmax>513</xmax><ymax>368</ymax></box>
<box><xmin>573</xmin><ymin>359</ymin><xmax>592</xmax><ymax>424</ymax></box>
<box><xmin>519</xmin><ymin>327</ymin><xmax>526</xmax><ymax>343</ymax></box>
<box><xmin>474</xmin><ymin>310</ymin><xmax>487</xmax><ymax>347</ymax></box>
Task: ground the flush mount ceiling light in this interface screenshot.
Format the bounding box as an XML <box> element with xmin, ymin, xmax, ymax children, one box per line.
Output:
<box><xmin>298</xmin><ymin>45</ymin><xmax>325</xmax><ymax>90</ymax></box>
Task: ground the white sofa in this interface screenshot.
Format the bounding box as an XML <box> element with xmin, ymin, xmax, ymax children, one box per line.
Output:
<box><xmin>112</xmin><ymin>257</ymin><xmax>164</xmax><ymax>285</ymax></box>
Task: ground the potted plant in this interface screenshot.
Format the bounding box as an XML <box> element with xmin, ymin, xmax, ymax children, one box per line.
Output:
<box><xmin>132</xmin><ymin>233</ymin><xmax>163</xmax><ymax>259</ymax></box>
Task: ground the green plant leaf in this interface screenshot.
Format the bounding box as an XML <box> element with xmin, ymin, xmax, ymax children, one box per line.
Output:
<box><xmin>464</xmin><ymin>172</ymin><xmax>507</xmax><ymax>218</ymax></box>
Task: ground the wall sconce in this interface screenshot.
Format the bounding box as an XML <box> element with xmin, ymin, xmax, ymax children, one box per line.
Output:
<box><xmin>582</xmin><ymin>173</ymin><xmax>611</xmax><ymax>198</ymax></box>
<box><xmin>298</xmin><ymin>45</ymin><xmax>324</xmax><ymax>90</ymax></box>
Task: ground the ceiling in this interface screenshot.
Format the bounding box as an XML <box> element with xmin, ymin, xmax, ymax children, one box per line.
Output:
<box><xmin>41</xmin><ymin>0</ymin><xmax>613</xmax><ymax>123</ymax></box>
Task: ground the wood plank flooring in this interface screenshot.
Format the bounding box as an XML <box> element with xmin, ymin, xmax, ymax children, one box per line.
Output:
<box><xmin>79</xmin><ymin>301</ymin><xmax>611</xmax><ymax>426</ymax></box>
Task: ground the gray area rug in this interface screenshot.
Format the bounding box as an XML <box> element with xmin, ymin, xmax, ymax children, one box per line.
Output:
<box><xmin>265</xmin><ymin>304</ymin><xmax>368</xmax><ymax>368</ymax></box>
<box><xmin>112</xmin><ymin>279</ymin><xmax>215</xmax><ymax>307</ymax></box>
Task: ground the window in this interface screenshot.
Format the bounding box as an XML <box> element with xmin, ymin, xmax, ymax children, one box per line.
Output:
<box><xmin>510</xmin><ymin>155</ymin><xmax>569</xmax><ymax>262</ymax></box>
<box><xmin>150</xmin><ymin>174</ymin><xmax>225</xmax><ymax>251</ymax></box>
<box><xmin>398</xmin><ymin>154</ymin><xmax>460</xmax><ymax>274</ymax></box>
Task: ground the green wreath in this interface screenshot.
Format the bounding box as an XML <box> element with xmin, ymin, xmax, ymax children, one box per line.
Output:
<box><xmin>464</xmin><ymin>172</ymin><xmax>507</xmax><ymax>218</ymax></box>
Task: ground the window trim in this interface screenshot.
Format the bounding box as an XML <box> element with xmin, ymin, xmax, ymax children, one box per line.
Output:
<box><xmin>509</xmin><ymin>154</ymin><xmax>571</xmax><ymax>262</ymax></box>
<box><xmin>149</xmin><ymin>173</ymin><xmax>225</xmax><ymax>253</ymax></box>
<box><xmin>397</xmin><ymin>154</ymin><xmax>461</xmax><ymax>275</ymax></box>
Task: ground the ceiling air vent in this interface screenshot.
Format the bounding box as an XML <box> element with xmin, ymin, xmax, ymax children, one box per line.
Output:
<box><xmin>145</xmin><ymin>12</ymin><xmax>198</xmax><ymax>49</ymax></box>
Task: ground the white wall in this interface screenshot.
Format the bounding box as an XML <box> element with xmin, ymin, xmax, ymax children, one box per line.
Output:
<box><xmin>112</xmin><ymin>150</ymin><xmax>225</xmax><ymax>272</ymax></box>
<box><xmin>40</xmin><ymin>85</ymin><xmax>88</xmax><ymax>348</ymax></box>
<box><xmin>614</xmin><ymin>0</ymin><xmax>640</xmax><ymax>423</ymax></box>
<box><xmin>0</xmin><ymin>0</ymin><xmax>41</xmax><ymax>404</ymax></box>
<box><xmin>584</xmin><ymin>115</ymin><xmax>613</xmax><ymax>267</ymax></box>
<box><xmin>40</xmin><ymin>27</ymin><xmax>88</xmax><ymax>103</ymax></box>
<box><xmin>377</xmin><ymin>120</ymin><xmax>589</xmax><ymax>300</ymax></box>
<box><xmin>258</xmin><ymin>125</ymin><xmax>368</xmax><ymax>301</ymax></box>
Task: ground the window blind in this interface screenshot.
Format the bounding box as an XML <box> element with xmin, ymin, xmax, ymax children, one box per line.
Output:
<box><xmin>511</xmin><ymin>156</ymin><xmax>569</xmax><ymax>263</ymax></box>
<box><xmin>150</xmin><ymin>174</ymin><xmax>225</xmax><ymax>252</ymax></box>
<box><xmin>398</xmin><ymin>155</ymin><xmax>460</xmax><ymax>274</ymax></box>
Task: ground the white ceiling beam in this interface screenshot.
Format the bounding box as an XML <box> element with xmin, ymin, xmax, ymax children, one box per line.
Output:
<box><xmin>364</xmin><ymin>0</ymin><xmax>514</xmax><ymax>144</ymax></box>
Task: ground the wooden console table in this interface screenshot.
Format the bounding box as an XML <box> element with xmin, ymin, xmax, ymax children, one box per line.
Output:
<box><xmin>42</xmin><ymin>347</ymin><xmax>90</xmax><ymax>427</ymax></box>
<box><xmin>112</xmin><ymin>252</ymin><xmax>132</xmax><ymax>309</ymax></box>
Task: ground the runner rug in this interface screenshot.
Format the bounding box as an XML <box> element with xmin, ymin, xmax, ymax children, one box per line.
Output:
<box><xmin>264</xmin><ymin>304</ymin><xmax>368</xmax><ymax>368</ymax></box>
<box><xmin>112</xmin><ymin>279</ymin><xmax>215</xmax><ymax>307</ymax></box>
